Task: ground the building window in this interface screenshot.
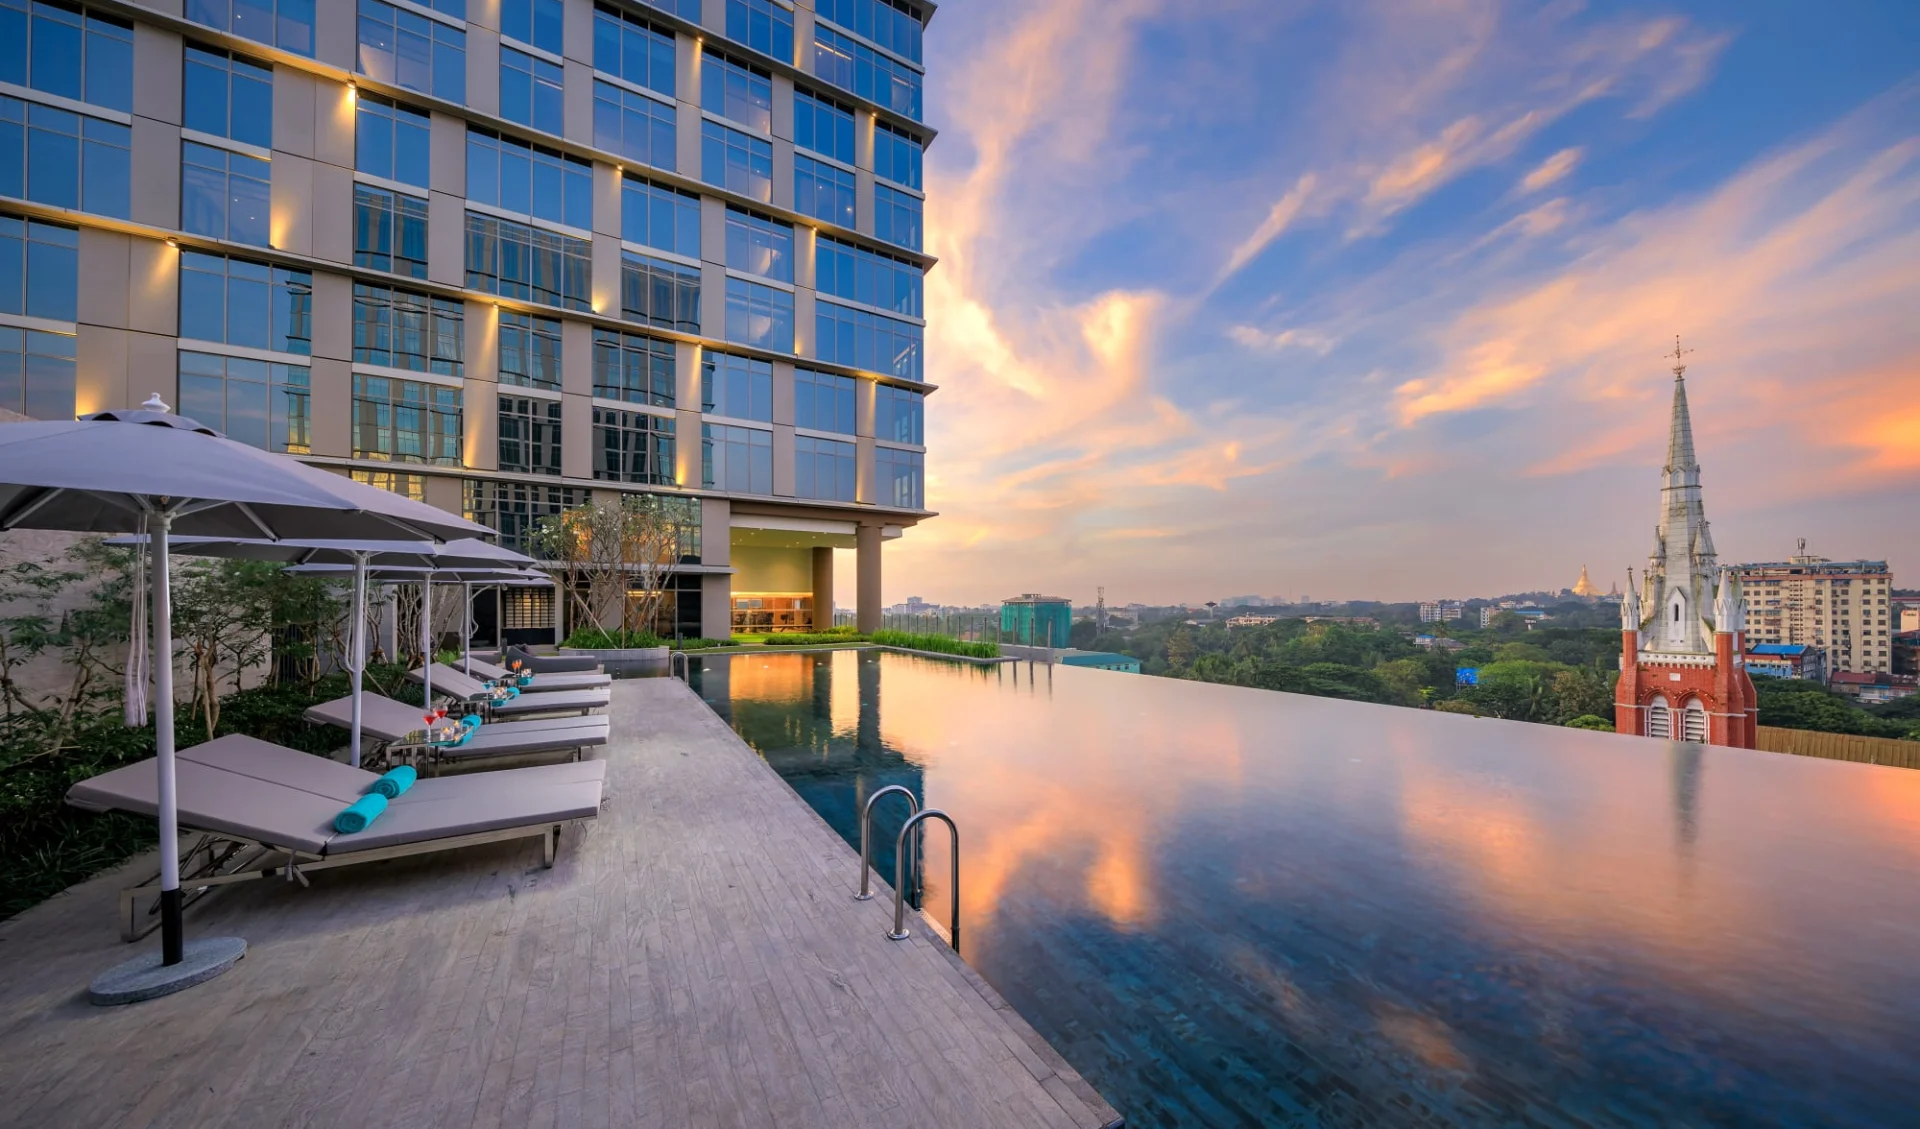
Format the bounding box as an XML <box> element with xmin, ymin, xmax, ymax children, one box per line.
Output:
<box><xmin>183</xmin><ymin>45</ymin><xmax>273</xmax><ymax>149</ymax></box>
<box><xmin>1646</xmin><ymin>698</ymin><xmax>1671</xmax><ymax>740</ymax></box>
<box><xmin>621</xmin><ymin>174</ymin><xmax>699</xmax><ymax>257</ymax></box>
<box><xmin>815</xmin><ymin>300</ymin><xmax>920</xmax><ymax>380</ymax></box>
<box><xmin>701</xmin><ymin>422</ymin><xmax>770</xmax><ymax>493</ymax></box>
<box><xmin>0</xmin><ymin>325</ymin><xmax>73</xmax><ymax>419</ymax></box>
<box><xmin>358</xmin><ymin>0</ymin><xmax>466</xmax><ymax>105</ymax></box>
<box><xmin>355</xmin><ymin>93</ymin><xmax>430</xmax><ymax>188</ymax></box>
<box><xmin>793</xmin><ymin>88</ymin><xmax>854</xmax><ymax>163</ymax></box>
<box><xmin>592</xmin><ymin>328</ymin><xmax>674</xmax><ymax>407</ymax></box>
<box><xmin>592</xmin><ymin>5</ymin><xmax>674</xmax><ymax>97</ymax></box>
<box><xmin>873</xmin><ymin>382</ymin><xmax>922</xmax><ymax>443</ymax></box>
<box><xmin>815</xmin><ymin>0</ymin><xmax>922</xmax><ymax>65</ymax></box>
<box><xmin>795</xmin><ymin>435</ymin><xmax>855</xmax><ymax>502</ymax></box>
<box><xmin>701</xmin><ymin>50</ymin><xmax>771</xmax><ymax>134</ymax></box>
<box><xmin>0</xmin><ymin>214</ymin><xmax>77</xmax><ymax>323</ymax></box>
<box><xmin>701</xmin><ymin>120</ymin><xmax>771</xmax><ymax>203</ymax></box>
<box><xmin>794</xmin><ymin>156</ymin><xmax>854</xmax><ymax>228</ymax></box>
<box><xmin>464</xmin><ymin>479</ymin><xmax>579</xmax><ymax>555</ymax></box>
<box><xmin>875</xmin><ymin>444</ymin><xmax>922</xmax><ymax>508</ymax></box>
<box><xmin>724</xmin><ymin>0</ymin><xmax>792</xmax><ymax>63</ymax></box>
<box><xmin>701</xmin><ymin>350</ymin><xmax>770</xmax><ymax>421</ymax></box>
<box><xmin>812</xmin><ymin>25</ymin><xmax>920</xmax><ymax>121</ymax></box>
<box><xmin>815</xmin><ymin>234</ymin><xmax>921</xmax><ymax>316</ymax></box>
<box><xmin>592</xmin><ymin>407</ymin><xmax>675</xmax><ymax>484</ymax></box>
<box><xmin>873</xmin><ymin>183</ymin><xmax>921</xmax><ymax>251</ymax></box>
<box><xmin>352</xmin><ymin>282</ymin><xmax>463</xmax><ymax>376</ymax></box>
<box><xmin>181</xmin><ymin>142</ymin><xmax>271</xmax><ymax>245</ymax></box>
<box><xmin>723</xmin><ymin>277</ymin><xmax>792</xmax><ymax>352</ymax></box>
<box><xmin>500</xmin><ymin>46</ymin><xmax>564</xmax><ymax>135</ymax></box>
<box><xmin>354</xmin><ymin>185</ymin><xmax>430</xmax><ymax>278</ymax></box>
<box><xmin>724</xmin><ymin>207</ymin><xmax>792</xmax><ymax>282</ymax></box>
<box><xmin>177</xmin><ymin>350</ymin><xmax>309</xmax><ymax>453</ymax></box>
<box><xmin>352</xmin><ymin>468</ymin><xmax>425</xmax><ymax>501</ymax></box>
<box><xmin>592</xmin><ymin>81</ymin><xmax>676</xmax><ymax>172</ymax></box>
<box><xmin>794</xmin><ymin>368</ymin><xmax>855</xmax><ymax>434</ymax></box>
<box><xmin>498</xmin><ymin>394</ymin><xmax>562</xmax><ymax>475</ymax></box>
<box><xmin>467</xmin><ymin>128</ymin><xmax>592</xmax><ymax>229</ymax></box>
<box><xmin>0</xmin><ymin>96</ymin><xmax>132</xmax><ymax>219</ymax></box>
<box><xmin>185</xmin><ymin>0</ymin><xmax>314</xmax><ymax>56</ymax></box>
<box><xmin>499</xmin><ymin>310</ymin><xmax>562</xmax><ymax>390</ymax></box>
<box><xmin>0</xmin><ymin>2</ymin><xmax>135</xmax><ymax>111</ymax></box>
<box><xmin>872</xmin><ymin>121</ymin><xmax>922</xmax><ymax>190</ymax></box>
<box><xmin>635</xmin><ymin>0</ymin><xmax>698</xmax><ymax>21</ymax></box>
<box><xmin>501</xmin><ymin>0</ymin><xmax>563</xmax><ymax>55</ymax></box>
<box><xmin>352</xmin><ymin>372</ymin><xmax>461</xmax><ymax>465</ymax></box>
<box><xmin>464</xmin><ymin>211</ymin><xmax>592</xmax><ymax>311</ymax></box>
<box><xmin>179</xmin><ymin>251</ymin><xmax>312</xmax><ymax>354</ymax></box>
<box><xmin>620</xmin><ymin>252</ymin><xmax>700</xmax><ymax>333</ymax></box>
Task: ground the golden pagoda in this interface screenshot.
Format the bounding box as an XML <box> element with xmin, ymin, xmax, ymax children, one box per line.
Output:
<box><xmin>1572</xmin><ymin>564</ymin><xmax>1600</xmax><ymax>598</ymax></box>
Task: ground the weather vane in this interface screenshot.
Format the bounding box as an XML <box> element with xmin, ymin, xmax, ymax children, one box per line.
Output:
<box><xmin>1668</xmin><ymin>334</ymin><xmax>1693</xmax><ymax>380</ymax></box>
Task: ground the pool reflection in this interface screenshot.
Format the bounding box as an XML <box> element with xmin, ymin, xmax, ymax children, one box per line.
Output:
<box><xmin>690</xmin><ymin>651</ymin><xmax>1920</xmax><ymax>1128</ymax></box>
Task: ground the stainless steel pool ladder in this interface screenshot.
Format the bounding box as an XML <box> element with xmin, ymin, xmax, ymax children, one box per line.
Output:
<box><xmin>668</xmin><ymin>650</ymin><xmax>692</xmax><ymax>680</ymax></box>
<box><xmin>853</xmin><ymin>787</ymin><xmax>962</xmax><ymax>950</ymax></box>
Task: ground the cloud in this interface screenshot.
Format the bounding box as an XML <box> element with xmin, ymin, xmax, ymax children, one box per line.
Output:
<box><xmin>1366</xmin><ymin>117</ymin><xmax>1484</xmax><ymax>215</ymax></box>
<box><xmin>1218</xmin><ymin>175</ymin><xmax>1316</xmax><ymax>282</ymax></box>
<box><xmin>1519</xmin><ymin>147</ymin><xmax>1582</xmax><ymax>193</ymax></box>
<box><xmin>1228</xmin><ymin>325</ymin><xmax>1335</xmax><ymax>353</ymax></box>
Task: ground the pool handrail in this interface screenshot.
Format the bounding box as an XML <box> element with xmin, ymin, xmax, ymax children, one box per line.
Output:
<box><xmin>889</xmin><ymin>808</ymin><xmax>958</xmax><ymax>950</ymax></box>
<box><xmin>855</xmin><ymin>784</ymin><xmax>919</xmax><ymax>901</ymax></box>
<box><xmin>668</xmin><ymin>650</ymin><xmax>691</xmax><ymax>680</ymax></box>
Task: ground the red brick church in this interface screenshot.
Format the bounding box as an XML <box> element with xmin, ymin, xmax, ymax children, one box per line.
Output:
<box><xmin>1614</xmin><ymin>344</ymin><xmax>1758</xmax><ymax>747</ymax></box>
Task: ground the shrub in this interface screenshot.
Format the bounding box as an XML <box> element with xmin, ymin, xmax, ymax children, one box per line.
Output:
<box><xmin>760</xmin><ymin>632</ymin><xmax>870</xmax><ymax>646</ymax></box>
<box><xmin>671</xmin><ymin>637</ymin><xmax>731</xmax><ymax>651</ymax></box>
<box><xmin>560</xmin><ymin>627</ymin><xmax>666</xmax><ymax>649</ymax></box>
<box><xmin>1564</xmin><ymin>714</ymin><xmax>1615</xmax><ymax>731</ymax></box>
<box><xmin>870</xmin><ymin>630</ymin><xmax>1000</xmax><ymax>659</ymax></box>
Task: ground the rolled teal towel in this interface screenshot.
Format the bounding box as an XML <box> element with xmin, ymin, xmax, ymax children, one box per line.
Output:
<box><xmin>461</xmin><ymin>714</ymin><xmax>482</xmax><ymax>729</ymax></box>
<box><xmin>369</xmin><ymin>766</ymin><xmax>416</xmax><ymax>799</ymax></box>
<box><xmin>334</xmin><ymin>792</ymin><xmax>388</xmax><ymax>834</ymax></box>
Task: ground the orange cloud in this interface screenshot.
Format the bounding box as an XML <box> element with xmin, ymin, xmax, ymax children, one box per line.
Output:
<box><xmin>1519</xmin><ymin>147</ymin><xmax>1582</xmax><ymax>193</ymax></box>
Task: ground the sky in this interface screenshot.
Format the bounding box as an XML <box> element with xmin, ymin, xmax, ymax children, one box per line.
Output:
<box><xmin>860</xmin><ymin>0</ymin><xmax>1920</xmax><ymax>608</ymax></box>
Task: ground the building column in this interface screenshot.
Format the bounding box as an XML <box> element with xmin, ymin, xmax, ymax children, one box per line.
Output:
<box><xmin>856</xmin><ymin>525</ymin><xmax>882</xmax><ymax>634</ymax></box>
<box><xmin>812</xmin><ymin>546</ymin><xmax>834</xmax><ymax>632</ymax></box>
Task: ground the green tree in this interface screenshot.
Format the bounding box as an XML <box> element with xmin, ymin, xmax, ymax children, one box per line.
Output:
<box><xmin>1548</xmin><ymin>667</ymin><xmax>1614</xmax><ymax>723</ymax></box>
<box><xmin>1165</xmin><ymin>626</ymin><xmax>1197</xmax><ymax>670</ymax></box>
<box><xmin>1564</xmin><ymin>714</ymin><xmax>1615</xmax><ymax>731</ymax></box>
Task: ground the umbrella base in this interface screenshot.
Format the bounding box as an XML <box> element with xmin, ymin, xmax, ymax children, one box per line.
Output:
<box><xmin>89</xmin><ymin>936</ymin><xmax>247</xmax><ymax>1006</ymax></box>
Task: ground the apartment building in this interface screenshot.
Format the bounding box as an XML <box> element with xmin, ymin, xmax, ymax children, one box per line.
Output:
<box><xmin>0</xmin><ymin>0</ymin><xmax>934</xmax><ymax>639</ymax></box>
<box><xmin>1734</xmin><ymin>546</ymin><xmax>1895</xmax><ymax>675</ymax></box>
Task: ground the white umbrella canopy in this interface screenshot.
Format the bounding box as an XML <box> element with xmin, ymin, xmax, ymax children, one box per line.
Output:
<box><xmin>0</xmin><ymin>402</ymin><xmax>491</xmax><ymax>997</ymax></box>
<box><xmin>105</xmin><ymin>538</ymin><xmax>538</xmax><ymax>768</ymax></box>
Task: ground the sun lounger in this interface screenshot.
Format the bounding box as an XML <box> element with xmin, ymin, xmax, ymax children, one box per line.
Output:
<box><xmin>413</xmin><ymin>664</ymin><xmax>609</xmax><ymax>717</ymax></box>
<box><xmin>66</xmin><ymin>734</ymin><xmax>604</xmax><ymax>940</ymax></box>
<box><xmin>303</xmin><ymin>692</ymin><xmax>608</xmax><ymax>770</ymax></box>
<box><xmin>463</xmin><ymin>656</ymin><xmax>612</xmax><ymax>691</ymax></box>
<box><xmin>498</xmin><ymin>645</ymin><xmax>604</xmax><ymax>674</ymax></box>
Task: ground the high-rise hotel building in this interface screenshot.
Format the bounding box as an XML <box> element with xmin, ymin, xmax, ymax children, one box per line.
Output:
<box><xmin>0</xmin><ymin>0</ymin><xmax>935</xmax><ymax>640</ymax></box>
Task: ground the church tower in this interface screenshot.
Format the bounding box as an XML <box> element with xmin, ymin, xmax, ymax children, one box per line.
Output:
<box><xmin>1614</xmin><ymin>339</ymin><xmax>1757</xmax><ymax>747</ymax></box>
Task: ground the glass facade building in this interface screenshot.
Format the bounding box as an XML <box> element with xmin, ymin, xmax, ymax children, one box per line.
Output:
<box><xmin>0</xmin><ymin>0</ymin><xmax>933</xmax><ymax>638</ymax></box>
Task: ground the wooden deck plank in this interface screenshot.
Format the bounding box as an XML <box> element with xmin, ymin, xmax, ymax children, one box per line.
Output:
<box><xmin>0</xmin><ymin>678</ymin><xmax>1120</xmax><ymax>1129</ymax></box>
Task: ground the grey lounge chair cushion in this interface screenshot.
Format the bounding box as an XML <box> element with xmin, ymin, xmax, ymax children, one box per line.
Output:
<box><xmin>466</xmin><ymin>658</ymin><xmax>612</xmax><ymax>690</ymax></box>
<box><xmin>437</xmin><ymin>721</ymin><xmax>608</xmax><ymax>761</ymax></box>
<box><xmin>328</xmin><ymin>780</ymin><xmax>603</xmax><ymax>852</ymax></box>
<box><xmin>179</xmin><ymin>734</ymin><xmax>375</xmax><ymax>803</ymax></box>
<box><xmin>409</xmin><ymin>759</ymin><xmax>605</xmax><ymax>797</ymax></box>
<box><xmin>67</xmin><ymin>758</ymin><xmax>338</xmax><ymax>854</ymax></box>
<box><xmin>503</xmin><ymin>646</ymin><xmax>603</xmax><ymax>673</ymax></box>
<box><xmin>414</xmin><ymin>665</ymin><xmax>609</xmax><ymax>713</ymax></box>
<box><xmin>306</xmin><ymin>692</ymin><xmax>608</xmax><ymax>746</ymax></box>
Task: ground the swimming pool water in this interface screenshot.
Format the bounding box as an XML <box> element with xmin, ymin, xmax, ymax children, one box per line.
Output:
<box><xmin>689</xmin><ymin>650</ymin><xmax>1920</xmax><ymax>1127</ymax></box>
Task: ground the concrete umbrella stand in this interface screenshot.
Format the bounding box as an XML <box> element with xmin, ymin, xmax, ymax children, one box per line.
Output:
<box><xmin>0</xmin><ymin>398</ymin><xmax>490</xmax><ymax>1004</ymax></box>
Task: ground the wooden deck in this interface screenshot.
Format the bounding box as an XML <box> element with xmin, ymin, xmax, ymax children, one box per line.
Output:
<box><xmin>0</xmin><ymin>678</ymin><xmax>1121</xmax><ymax>1129</ymax></box>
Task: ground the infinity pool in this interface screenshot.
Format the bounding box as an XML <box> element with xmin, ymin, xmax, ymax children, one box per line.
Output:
<box><xmin>689</xmin><ymin>650</ymin><xmax>1920</xmax><ymax>1127</ymax></box>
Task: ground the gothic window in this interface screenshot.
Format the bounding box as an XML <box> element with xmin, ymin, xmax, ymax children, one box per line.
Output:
<box><xmin>1682</xmin><ymin>700</ymin><xmax>1707</xmax><ymax>743</ymax></box>
<box><xmin>1647</xmin><ymin>697</ymin><xmax>1672</xmax><ymax>740</ymax></box>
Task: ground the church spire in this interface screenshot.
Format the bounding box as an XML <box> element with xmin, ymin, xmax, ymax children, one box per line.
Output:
<box><xmin>1664</xmin><ymin>336</ymin><xmax>1697</xmax><ymax>482</ymax></box>
<box><xmin>1647</xmin><ymin>336</ymin><xmax>1717</xmax><ymax>653</ymax></box>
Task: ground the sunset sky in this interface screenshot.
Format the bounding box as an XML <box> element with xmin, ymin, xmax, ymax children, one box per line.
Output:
<box><xmin>864</xmin><ymin>0</ymin><xmax>1919</xmax><ymax>607</ymax></box>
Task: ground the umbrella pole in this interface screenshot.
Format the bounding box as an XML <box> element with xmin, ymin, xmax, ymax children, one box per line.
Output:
<box><xmin>421</xmin><ymin>577</ymin><xmax>432</xmax><ymax>705</ymax></box>
<box><xmin>151</xmin><ymin>512</ymin><xmax>184</xmax><ymax>966</ymax></box>
<box><xmin>462</xmin><ymin>581</ymin><xmax>473</xmax><ymax>677</ymax></box>
<box><xmin>349</xmin><ymin>553</ymin><xmax>367</xmax><ymax>769</ymax></box>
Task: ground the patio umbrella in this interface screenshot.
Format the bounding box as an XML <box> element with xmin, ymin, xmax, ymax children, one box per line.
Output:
<box><xmin>109</xmin><ymin>538</ymin><xmax>536</xmax><ymax>768</ymax></box>
<box><xmin>0</xmin><ymin>399</ymin><xmax>488</xmax><ymax>998</ymax></box>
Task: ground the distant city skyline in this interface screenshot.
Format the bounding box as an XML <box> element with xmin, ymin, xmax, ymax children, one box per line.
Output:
<box><xmin>835</xmin><ymin>0</ymin><xmax>1920</xmax><ymax>607</ymax></box>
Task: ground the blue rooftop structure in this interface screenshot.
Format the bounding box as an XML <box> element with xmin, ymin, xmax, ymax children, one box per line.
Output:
<box><xmin>1059</xmin><ymin>652</ymin><xmax>1140</xmax><ymax>673</ymax></box>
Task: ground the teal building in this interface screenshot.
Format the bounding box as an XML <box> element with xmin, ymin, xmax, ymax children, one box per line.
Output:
<box><xmin>1061</xmin><ymin>652</ymin><xmax>1141</xmax><ymax>673</ymax></box>
<box><xmin>1001</xmin><ymin>594</ymin><xmax>1073</xmax><ymax>647</ymax></box>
